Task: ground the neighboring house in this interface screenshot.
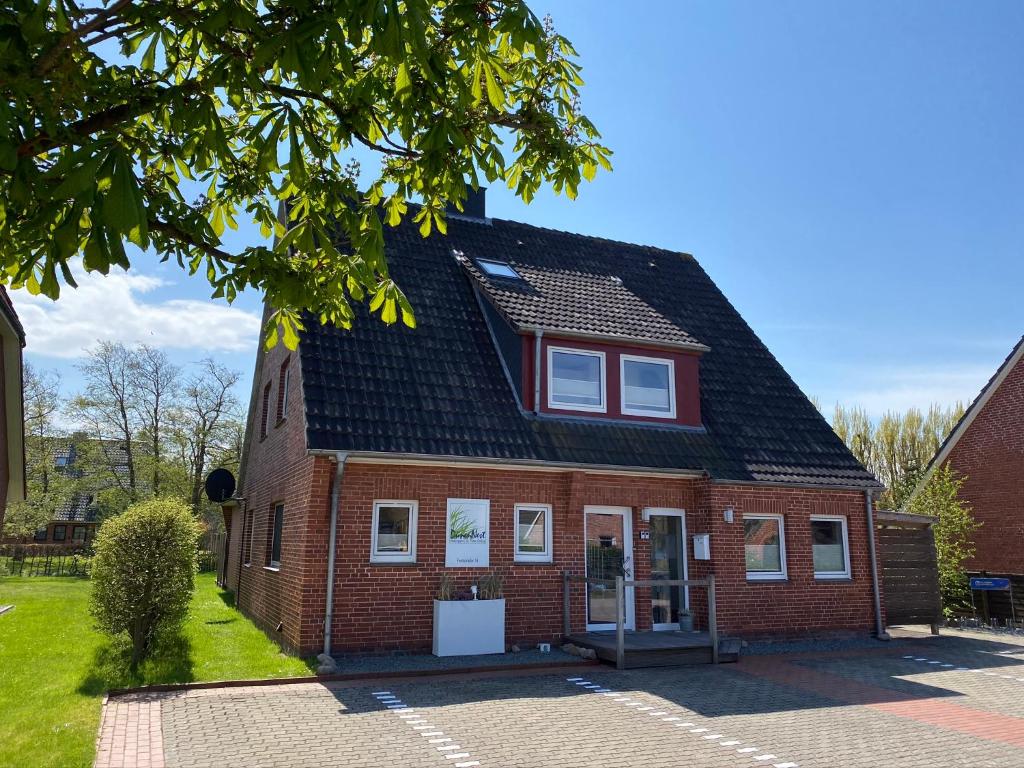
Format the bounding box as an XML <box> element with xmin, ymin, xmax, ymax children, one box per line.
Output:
<box><xmin>0</xmin><ymin>285</ymin><xmax>26</xmax><ymax>536</ymax></box>
<box><xmin>913</xmin><ymin>336</ymin><xmax>1024</xmax><ymax>616</ymax></box>
<box><xmin>224</xmin><ymin>191</ymin><xmax>885</xmax><ymax>656</ymax></box>
<box><xmin>28</xmin><ymin>437</ymin><xmax>132</xmax><ymax>546</ymax></box>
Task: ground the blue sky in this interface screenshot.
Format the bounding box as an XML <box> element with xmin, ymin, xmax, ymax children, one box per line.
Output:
<box><xmin>15</xmin><ymin>0</ymin><xmax>1023</xmax><ymax>419</ymax></box>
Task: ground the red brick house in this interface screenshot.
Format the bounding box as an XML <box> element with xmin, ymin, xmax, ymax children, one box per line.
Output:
<box><xmin>223</xmin><ymin>192</ymin><xmax>886</xmax><ymax>657</ymax></box>
<box><xmin>0</xmin><ymin>285</ymin><xmax>26</xmax><ymax>535</ymax></box>
<box><xmin>915</xmin><ymin>336</ymin><xmax>1024</xmax><ymax>615</ymax></box>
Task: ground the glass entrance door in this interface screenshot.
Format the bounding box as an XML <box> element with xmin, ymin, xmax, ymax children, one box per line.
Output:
<box><xmin>584</xmin><ymin>506</ymin><xmax>635</xmax><ymax>630</ymax></box>
<box><xmin>649</xmin><ymin>511</ymin><xmax>688</xmax><ymax>630</ymax></box>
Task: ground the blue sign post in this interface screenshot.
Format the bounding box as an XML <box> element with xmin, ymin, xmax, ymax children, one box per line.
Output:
<box><xmin>969</xmin><ymin>577</ymin><xmax>1016</xmax><ymax>626</ymax></box>
<box><xmin>970</xmin><ymin>577</ymin><xmax>1011</xmax><ymax>591</ymax></box>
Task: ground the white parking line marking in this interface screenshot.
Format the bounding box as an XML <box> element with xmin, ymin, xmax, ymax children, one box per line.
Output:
<box><xmin>454</xmin><ymin>762</ymin><xmax>480</xmax><ymax>768</ymax></box>
<box><xmin>676</xmin><ymin>722</ymin><xmax>695</xmax><ymax>727</ymax></box>
<box><xmin>662</xmin><ymin>717</ymin><xmax>681</xmax><ymax>722</ymax></box>
<box><xmin>738</xmin><ymin>747</ymin><xmax>759</xmax><ymax>753</ymax></box>
<box><xmin>754</xmin><ymin>755</ymin><xmax>777</xmax><ymax>761</ymax></box>
<box><xmin>429</xmin><ymin>738</ymin><xmax>452</xmax><ymax>743</ymax></box>
<box><xmin>773</xmin><ymin>763</ymin><xmax>799</xmax><ymax>767</ymax></box>
<box><xmin>444</xmin><ymin>754</ymin><xmax>470</xmax><ymax>760</ymax></box>
<box><xmin>720</xmin><ymin>740</ymin><xmax>741</xmax><ymax>746</ymax></box>
<box><xmin>595</xmin><ymin>688</ymin><xmax>613</xmax><ymax>693</ymax></box>
<box><xmin>566</xmin><ymin>677</ymin><xmax>584</xmax><ymax>681</ymax></box>
<box><xmin>927</xmin><ymin>661</ymin><xmax>942</xmax><ymax>665</ymax></box>
<box><xmin>702</xmin><ymin>734</ymin><xmax>724</xmax><ymax>739</ymax></box>
<box><xmin>648</xmin><ymin>711</ymin><xmax>667</xmax><ymax>716</ymax></box>
<box><xmin>940</xmin><ymin>664</ymin><xmax>954</xmax><ymax>668</ymax></box>
<box><xmin>437</xmin><ymin>745</ymin><xmax>462</xmax><ymax>751</ymax></box>
<box><xmin>413</xmin><ymin>725</ymin><xmax>435</xmax><ymax>730</ymax></box>
<box><xmin>371</xmin><ymin>691</ymin><xmax>392</xmax><ymax>695</ymax></box>
<box><xmin>421</xmin><ymin>732</ymin><xmax>444</xmax><ymax>737</ymax></box>
<box><xmin>689</xmin><ymin>727</ymin><xmax>709</xmax><ymax>733</ymax></box>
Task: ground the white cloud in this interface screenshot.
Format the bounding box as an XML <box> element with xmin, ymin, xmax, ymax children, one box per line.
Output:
<box><xmin>13</xmin><ymin>265</ymin><xmax>261</xmax><ymax>359</ymax></box>
<box><xmin>818</xmin><ymin>364</ymin><xmax>993</xmax><ymax>417</ymax></box>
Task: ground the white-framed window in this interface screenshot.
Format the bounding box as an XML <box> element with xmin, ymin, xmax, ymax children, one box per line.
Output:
<box><xmin>744</xmin><ymin>513</ymin><xmax>787</xmax><ymax>580</ymax></box>
<box><xmin>268</xmin><ymin>503</ymin><xmax>284</xmax><ymax>569</ymax></box>
<box><xmin>547</xmin><ymin>346</ymin><xmax>606</xmax><ymax>412</ymax></box>
<box><xmin>620</xmin><ymin>354</ymin><xmax>676</xmax><ymax>417</ymax></box>
<box><xmin>477</xmin><ymin>259</ymin><xmax>521</xmax><ymax>279</ymax></box>
<box><xmin>244</xmin><ymin>511</ymin><xmax>254</xmax><ymax>566</ymax></box>
<box><xmin>811</xmin><ymin>515</ymin><xmax>851</xmax><ymax>579</ymax></box>
<box><xmin>514</xmin><ymin>504</ymin><xmax>553</xmax><ymax>563</ymax></box>
<box><xmin>371</xmin><ymin>500</ymin><xmax>418</xmax><ymax>563</ymax></box>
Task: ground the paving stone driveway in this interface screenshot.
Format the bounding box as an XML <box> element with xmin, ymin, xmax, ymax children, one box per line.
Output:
<box><xmin>95</xmin><ymin>629</ymin><xmax>1024</xmax><ymax>768</ymax></box>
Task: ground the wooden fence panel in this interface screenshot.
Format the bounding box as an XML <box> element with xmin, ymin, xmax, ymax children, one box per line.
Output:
<box><xmin>876</xmin><ymin>512</ymin><xmax>942</xmax><ymax>627</ymax></box>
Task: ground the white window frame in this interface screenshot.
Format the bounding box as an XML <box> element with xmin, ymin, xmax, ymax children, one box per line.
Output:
<box><xmin>547</xmin><ymin>346</ymin><xmax>607</xmax><ymax>413</ymax></box>
<box><xmin>267</xmin><ymin>502</ymin><xmax>284</xmax><ymax>570</ymax></box>
<box><xmin>514</xmin><ymin>503</ymin><xmax>553</xmax><ymax>563</ymax></box>
<box><xmin>244</xmin><ymin>511</ymin><xmax>254</xmax><ymax>566</ymax></box>
<box><xmin>619</xmin><ymin>353</ymin><xmax>677</xmax><ymax>418</ymax></box>
<box><xmin>810</xmin><ymin>515</ymin><xmax>851</xmax><ymax>579</ymax></box>
<box><xmin>744</xmin><ymin>513</ymin><xmax>788</xmax><ymax>581</ymax></box>
<box><xmin>371</xmin><ymin>500</ymin><xmax>418</xmax><ymax>564</ymax></box>
<box><xmin>280</xmin><ymin>364</ymin><xmax>291</xmax><ymax>418</ymax></box>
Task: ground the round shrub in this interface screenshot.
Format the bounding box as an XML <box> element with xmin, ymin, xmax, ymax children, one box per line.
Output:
<box><xmin>89</xmin><ymin>498</ymin><xmax>201</xmax><ymax>666</ymax></box>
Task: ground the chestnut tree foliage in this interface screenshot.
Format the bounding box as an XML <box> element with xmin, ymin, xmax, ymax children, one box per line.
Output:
<box><xmin>0</xmin><ymin>0</ymin><xmax>610</xmax><ymax>347</ymax></box>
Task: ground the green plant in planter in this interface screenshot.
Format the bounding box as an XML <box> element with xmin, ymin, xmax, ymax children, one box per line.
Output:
<box><xmin>478</xmin><ymin>573</ymin><xmax>504</xmax><ymax>600</ymax></box>
<box><xmin>437</xmin><ymin>574</ymin><xmax>455</xmax><ymax>601</ymax></box>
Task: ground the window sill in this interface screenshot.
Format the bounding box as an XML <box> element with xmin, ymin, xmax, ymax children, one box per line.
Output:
<box><xmin>814</xmin><ymin>575</ymin><xmax>853</xmax><ymax>582</ymax></box>
<box><xmin>263</xmin><ymin>566</ymin><xmax>280</xmax><ymax>573</ymax></box>
<box><xmin>243</xmin><ymin>563</ymin><xmax>252</xmax><ymax>568</ymax></box>
<box><xmin>368</xmin><ymin>560</ymin><xmax>420</xmax><ymax>567</ymax></box>
<box><xmin>746</xmin><ymin>575</ymin><xmax>788</xmax><ymax>583</ymax></box>
<box><xmin>514</xmin><ymin>558</ymin><xmax>554</xmax><ymax>565</ymax></box>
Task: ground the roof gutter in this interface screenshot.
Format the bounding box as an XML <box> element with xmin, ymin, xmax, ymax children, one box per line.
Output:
<box><xmin>533</xmin><ymin>329</ymin><xmax>543</xmax><ymax>414</ymax></box>
<box><xmin>323</xmin><ymin>452</ymin><xmax>349</xmax><ymax>658</ymax></box>
<box><xmin>865</xmin><ymin>489</ymin><xmax>890</xmax><ymax>640</ymax></box>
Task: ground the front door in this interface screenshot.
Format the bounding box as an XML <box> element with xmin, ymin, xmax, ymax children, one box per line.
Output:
<box><xmin>584</xmin><ymin>506</ymin><xmax>635</xmax><ymax>631</ymax></box>
<box><xmin>648</xmin><ymin>509</ymin><xmax>688</xmax><ymax>630</ymax></box>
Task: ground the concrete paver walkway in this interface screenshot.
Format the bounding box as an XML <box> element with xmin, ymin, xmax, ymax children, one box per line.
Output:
<box><xmin>94</xmin><ymin>630</ymin><xmax>1024</xmax><ymax>768</ymax></box>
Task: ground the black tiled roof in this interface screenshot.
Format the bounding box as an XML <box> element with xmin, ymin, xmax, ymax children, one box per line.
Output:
<box><xmin>462</xmin><ymin>256</ymin><xmax>705</xmax><ymax>348</ymax></box>
<box><xmin>299</xmin><ymin>214</ymin><xmax>879</xmax><ymax>488</ymax></box>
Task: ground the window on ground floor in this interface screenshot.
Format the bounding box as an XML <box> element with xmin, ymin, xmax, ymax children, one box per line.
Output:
<box><xmin>744</xmin><ymin>514</ymin><xmax>787</xmax><ymax>580</ymax></box>
<box><xmin>53</xmin><ymin>524</ymin><xmax>66</xmax><ymax>541</ymax></box>
<box><xmin>515</xmin><ymin>504</ymin><xmax>553</xmax><ymax>563</ymax></box>
<box><xmin>72</xmin><ymin>526</ymin><xmax>87</xmax><ymax>543</ymax></box>
<box><xmin>371</xmin><ymin>500</ymin><xmax>418</xmax><ymax>563</ymax></box>
<box><xmin>268</xmin><ymin>503</ymin><xmax>284</xmax><ymax>568</ymax></box>
<box><xmin>811</xmin><ymin>516</ymin><xmax>851</xmax><ymax>579</ymax></box>
<box><xmin>33</xmin><ymin>528</ymin><xmax>47</xmax><ymax>542</ymax></box>
<box><xmin>244</xmin><ymin>511</ymin><xmax>254</xmax><ymax>566</ymax></box>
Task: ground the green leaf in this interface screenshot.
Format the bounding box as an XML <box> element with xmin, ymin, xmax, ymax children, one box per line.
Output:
<box><xmin>484</xmin><ymin>62</ymin><xmax>504</xmax><ymax>110</ymax></box>
<box><xmin>395</xmin><ymin>62</ymin><xmax>412</xmax><ymax>97</ymax></box>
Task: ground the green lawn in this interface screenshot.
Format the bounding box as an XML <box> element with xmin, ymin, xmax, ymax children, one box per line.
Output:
<box><xmin>0</xmin><ymin>573</ymin><xmax>314</xmax><ymax>768</ymax></box>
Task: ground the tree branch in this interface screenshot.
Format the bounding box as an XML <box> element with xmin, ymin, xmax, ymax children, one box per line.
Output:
<box><xmin>17</xmin><ymin>91</ymin><xmax>162</xmax><ymax>157</ymax></box>
<box><xmin>148</xmin><ymin>218</ymin><xmax>242</xmax><ymax>265</ymax></box>
<box><xmin>35</xmin><ymin>0</ymin><xmax>135</xmax><ymax>76</ymax></box>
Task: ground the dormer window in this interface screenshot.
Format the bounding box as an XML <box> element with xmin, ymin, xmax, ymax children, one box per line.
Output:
<box><xmin>621</xmin><ymin>354</ymin><xmax>676</xmax><ymax>418</ymax></box>
<box><xmin>477</xmin><ymin>259</ymin><xmax>521</xmax><ymax>279</ymax></box>
<box><xmin>548</xmin><ymin>347</ymin><xmax>606</xmax><ymax>412</ymax></box>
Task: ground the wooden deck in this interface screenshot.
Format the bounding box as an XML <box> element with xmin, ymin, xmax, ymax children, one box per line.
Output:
<box><xmin>567</xmin><ymin>630</ymin><xmax>740</xmax><ymax>668</ymax></box>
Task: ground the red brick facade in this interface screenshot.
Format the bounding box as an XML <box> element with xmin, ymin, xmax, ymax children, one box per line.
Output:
<box><xmin>942</xmin><ymin>344</ymin><xmax>1024</xmax><ymax>576</ymax></box>
<box><xmin>228</xmin><ymin>315</ymin><xmax>882</xmax><ymax>656</ymax></box>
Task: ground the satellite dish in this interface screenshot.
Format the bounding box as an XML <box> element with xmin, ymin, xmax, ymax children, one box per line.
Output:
<box><xmin>204</xmin><ymin>468</ymin><xmax>236</xmax><ymax>503</ymax></box>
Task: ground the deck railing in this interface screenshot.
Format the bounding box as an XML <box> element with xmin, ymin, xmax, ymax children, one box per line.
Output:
<box><xmin>562</xmin><ymin>571</ymin><xmax>718</xmax><ymax>669</ymax></box>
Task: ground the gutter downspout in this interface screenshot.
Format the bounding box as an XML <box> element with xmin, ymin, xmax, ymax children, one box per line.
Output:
<box><xmin>324</xmin><ymin>452</ymin><xmax>349</xmax><ymax>657</ymax></box>
<box><xmin>865</xmin><ymin>489</ymin><xmax>890</xmax><ymax>640</ymax></box>
<box><xmin>533</xmin><ymin>329</ymin><xmax>543</xmax><ymax>414</ymax></box>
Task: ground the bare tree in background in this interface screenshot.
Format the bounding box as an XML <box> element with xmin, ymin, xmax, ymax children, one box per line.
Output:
<box><xmin>171</xmin><ymin>360</ymin><xmax>241</xmax><ymax>516</ymax></box>
<box><xmin>70</xmin><ymin>342</ymin><xmax>139</xmax><ymax>499</ymax></box>
<box><xmin>131</xmin><ymin>346</ymin><xmax>180</xmax><ymax>497</ymax></box>
<box><xmin>23</xmin><ymin>363</ymin><xmax>63</xmax><ymax>496</ymax></box>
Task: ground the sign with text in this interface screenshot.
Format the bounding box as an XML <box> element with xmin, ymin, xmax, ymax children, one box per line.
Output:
<box><xmin>969</xmin><ymin>577</ymin><xmax>1011</xmax><ymax>591</ymax></box>
<box><xmin>445</xmin><ymin>498</ymin><xmax>490</xmax><ymax>567</ymax></box>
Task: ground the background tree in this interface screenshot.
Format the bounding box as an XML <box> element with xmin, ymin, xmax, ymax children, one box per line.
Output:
<box><xmin>831</xmin><ymin>402</ymin><xmax>965</xmax><ymax>509</ymax></box>
<box><xmin>130</xmin><ymin>345</ymin><xmax>180</xmax><ymax>496</ymax></box>
<box><xmin>4</xmin><ymin>364</ymin><xmax>73</xmax><ymax>539</ymax></box>
<box><xmin>906</xmin><ymin>465</ymin><xmax>980</xmax><ymax>616</ymax></box>
<box><xmin>69</xmin><ymin>341</ymin><xmax>140</xmax><ymax>502</ymax></box>
<box><xmin>169</xmin><ymin>359</ymin><xmax>241</xmax><ymax>518</ymax></box>
<box><xmin>1</xmin><ymin>1</ymin><xmax>610</xmax><ymax>348</ymax></box>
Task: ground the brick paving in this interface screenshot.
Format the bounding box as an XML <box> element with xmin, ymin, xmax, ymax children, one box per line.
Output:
<box><xmin>94</xmin><ymin>631</ymin><xmax>1024</xmax><ymax>767</ymax></box>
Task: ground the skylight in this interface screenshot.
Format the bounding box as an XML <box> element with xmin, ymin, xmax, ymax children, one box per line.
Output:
<box><xmin>477</xmin><ymin>259</ymin><xmax>521</xmax><ymax>279</ymax></box>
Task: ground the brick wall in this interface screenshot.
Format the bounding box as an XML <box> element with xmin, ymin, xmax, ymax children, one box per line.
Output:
<box><xmin>230</xmin><ymin>335</ymin><xmax>881</xmax><ymax>655</ymax></box>
<box><xmin>945</xmin><ymin>350</ymin><xmax>1024</xmax><ymax>575</ymax></box>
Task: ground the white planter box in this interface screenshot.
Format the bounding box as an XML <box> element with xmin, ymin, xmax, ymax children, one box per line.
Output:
<box><xmin>432</xmin><ymin>599</ymin><xmax>505</xmax><ymax>656</ymax></box>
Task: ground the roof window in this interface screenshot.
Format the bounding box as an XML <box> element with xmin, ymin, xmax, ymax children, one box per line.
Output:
<box><xmin>477</xmin><ymin>259</ymin><xmax>521</xmax><ymax>279</ymax></box>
